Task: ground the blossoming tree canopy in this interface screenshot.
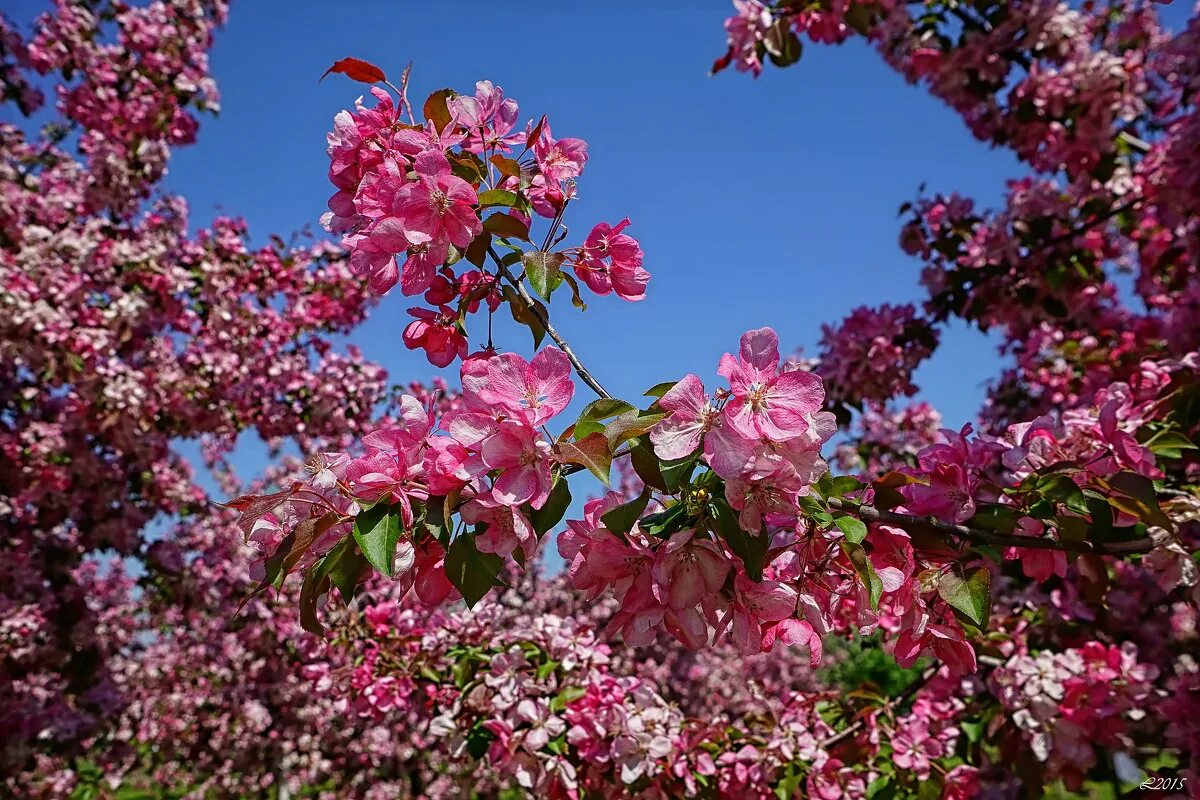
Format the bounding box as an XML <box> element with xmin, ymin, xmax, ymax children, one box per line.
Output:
<box><xmin>235</xmin><ymin>47</ymin><xmax>1194</xmax><ymax>689</ymax></box>
<box><xmin>5</xmin><ymin>0</ymin><xmax>1198</xmax><ymax>796</ymax></box>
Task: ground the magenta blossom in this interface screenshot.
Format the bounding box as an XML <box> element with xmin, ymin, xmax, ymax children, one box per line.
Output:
<box><xmin>651</xmin><ymin>530</ymin><xmax>730</xmax><ymax>610</ymax></box>
<box><xmin>718</xmin><ymin>327</ymin><xmax>826</xmax><ymax>442</ymax></box>
<box><xmin>460</xmin><ymin>492</ymin><xmax>537</xmax><ymax>560</ymax></box>
<box><xmin>394</xmin><ymin>150</ymin><xmax>482</xmax><ymax>249</ymax></box>
<box><xmin>574</xmin><ymin>219</ymin><xmax>649</xmax><ymax>302</ymax></box>
<box><xmin>724</xmin><ymin>575</ymin><xmax>798</xmax><ymax>655</ymax></box>
<box><xmin>533</xmin><ymin>123</ymin><xmax>588</xmax><ymax>182</ymax></box>
<box><xmin>402</xmin><ymin>306</ymin><xmax>468</xmax><ymax>367</ymax></box>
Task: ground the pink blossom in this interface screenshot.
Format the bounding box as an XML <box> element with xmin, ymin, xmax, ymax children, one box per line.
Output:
<box><xmin>393</xmin><ymin>150</ymin><xmax>482</xmax><ymax>249</ymax></box>
<box><xmin>402</xmin><ymin>305</ymin><xmax>468</xmax><ymax>367</ymax></box>
<box><xmin>651</xmin><ymin>530</ymin><xmax>730</xmax><ymax>610</ymax></box>
<box><xmin>475</xmin><ymin>349</ymin><xmax>574</xmax><ymax>426</ymax></box>
<box><xmin>460</xmin><ymin>491</ymin><xmax>537</xmax><ymax>560</ymax></box>
<box><xmin>533</xmin><ymin>123</ymin><xmax>588</xmax><ymax>182</ymax></box>
<box><xmin>725</xmin><ymin>575</ymin><xmax>798</xmax><ymax>655</ymax></box>
<box><xmin>718</xmin><ymin>327</ymin><xmax>826</xmax><ymax>442</ymax></box>
<box><xmin>480</xmin><ymin>422</ymin><xmax>554</xmax><ymax>508</ymax></box>
<box><xmin>649</xmin><ymin>374</ymin><xmax>719</xmax><ymax>460</ymax></box>
<box><xmin>573</xmin><ymin>219</ymin><xmax>649</xmax><ymax>301</ymax></box>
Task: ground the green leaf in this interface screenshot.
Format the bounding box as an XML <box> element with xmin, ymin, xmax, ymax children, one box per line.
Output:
<box><xmin>1037</xmin><ymin>474</ymin><xmax>1089</xmax><ymax>515</ymax></box>
<box><xmin>523</xmin><ymin>251</ymin><xmax>566</xmax><ymax>300</ymax></box>
<box><xmin>834</xmin><ymin>515</ymin><xmax>868</xmax><ymax>545</ymax></box>
<box><xmin>573</xmin><ymin>398</ymin><xmax>635</xmax><ymax>440</ymax></box>
<box><xmin>1084</xmin><ymin>492</ymin><xmax>1113</xmax><ymax>539</ymax></box>
<box><xmin>937</xmin><ymin>567</ymin><xmax>991</xmax><ymax>628</ymax></box>
<box><xmin>465</xmin><ymin>722</ymin><xmax>494</xmax><ymax>759</ymax></box>
<box><xmin>483</xmin><ymin>212</ymin><xmax>530</xmax><ymax>241</ymax></box>
<box><xmin>639</xmin><ymin>501</ymin><xmax>690</xmax><ymax>538</ymax></box>
<box><xmin>353</xmin><ymin>503</ymin><xmax>404</xmax><ymax>578</ymax></box>
<box><xmin>968</xmin><ymin>504</ymin><xmax>1018</xmax><ymax>535</ymax></box>
<box><xmin>478</xmin><ymin>188</ymin><xmax>519</xmax><ymax>208</ymax></box>
<box><xmin>659</xmin><ymin>454</ymin><xmax>698</xmax><ymax>493</ymax></box>
<box><xmin>763</xmin><ymin>19</ymin><xmax>803</xmax><ymax>67</ymax></box>
<box><xmin>536</xmin><ymin>659</ymin><xmax>559</xmax><ymax>681</ymax></box>
<box><xmin>604</xmin><ymin>409</ymin><xmax>669</xmax><ymax>449</ymax></box>
<box><xmin>643</xmin><ymin>380</ymin><xmax>678</xmax><ymax>399</ymax></box>
<box><xmin>1105</xmin><ymin>471</ymin><xmax>1174</xmax><ymax>532</ymax></box>
<box><xmin>826</xmin><ymin>475</ymin><xmax>864</xmax><ymax>498</ymax></box>
<box><xmin>842</xmin><ymin>541</ymin><xmax>883</xmax><ymax>609</ymax></box>
<box><xmin>560</xmin><ymin>271</ymin><xmax>588</xmax><ymax>310</ymax></box>
<box><xmin>444</xmin><ymin>532</ymin><xmax>505</xmax><ymax>609</ymax></box>
<box><xmin>424</xmin><ymin>493</ymin><xmax>451</xmax><ymax>544</ymax></box>
<box><xmin>601</xmin><ymin>488</ymin><xmax>652</xmax><ymax>537</ymax></box>
<box><xmin>556</xmin><ymin>432</ymin><xmax>613</xmax><ymax>484</ymax></box>
<box><xmin>550</xmin><ymin>684</ymin><xmax>588</xmax><ymax>712</ymax></box>
<box><xmin>1143</xmin><ymin>429</ymin><xmax>1197</xmax><ymax>459</ymax></box>
<box><xmin>630</xmin><ymin>437</ymin><xmax>668</xmax><ymax>492</ymax></box>
<box><xmin>502</xmin><ymin>285</ymin><xmax>546</xmax><ymax>349</ymax></box>
<box><xmin>529</xmin><ymin>477</ymin><xmax>571</xmax><ymax>536</ymax></box>
<box><xmin>710</xmin><ymin>498</ymin><xmax>767</xmax><ymax>581</ymax></box>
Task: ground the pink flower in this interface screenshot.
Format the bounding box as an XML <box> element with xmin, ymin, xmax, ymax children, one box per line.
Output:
<box><xmin>725</xmin><ymin>575</ymin><xmax>798</xmax><ymax>655</ymax></box>
<box><xmin>393</xmin><ymin>150</ymin><xmax>482</xmax><ymax>249</ymax></box>
<box><xmin>452</xmin><ymin>80</ymin><xmax>524</xmax><ymax>154</ymax></box>
<box><xmin>649</xmin><ymin>374</ymin><xmax>719</xmax><ymax>460</ymax></box>
<box><xmin>480</xmin><ymin>422</ymin><xmax>554</xmax><ymax>508</ymax></box>
<box><xmin>761</xmin><ymin>617</ymin><xmax>823</xmax><ymax>667</ymax></box>
<box><xmin>868</xmin><ymin>524</ymin><xmax>915</xmax><ymax>593</ymax></box>
<box><xmin>399</xmin><ymin>234</ymin><xmax>451</xmax><ymax>296</ymax></box>
<box><xmin>573</xmin><ymin>219</ymin><xmax>649</xmax><ymax>301</ymax></box>
<box><xmin>402</xmin><ymin>305</ymin><xmax>468</xmax><ymax>367</ymax></box>
<box><xmin>460</xmin><ymin>491</ymin><xmax>537</xmax><ymax>560</ymax></box>
<box><xmin>534</xmin><ymin>123</ymin><xmax>588</xmax><ymax>182</ymax></box>
<box><xmin>476</xmin><ymin>349</ymin><xmax>574</xmax><ymax>426</ymax></box>
<box><xmin>651</xmin><ymin>530</ymin><xmax>730</xmax><ymax>610</ymax></box>
<box><xmin>718</xmin><ymin>327</ymin><xmax>826</xmax><ymax>442</ymax></box>
<box><xmin>344</xmin><ymin>218</ymin><xmax>409</xmax><ymax>294</ymax></box>
<box><xmin>1005</xmin><ymin>518</ymin><xmax>1067</xmax><ymax>582</ymax></box>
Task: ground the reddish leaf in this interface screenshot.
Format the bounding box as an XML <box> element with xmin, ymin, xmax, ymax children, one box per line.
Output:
<box><xmin>556</xmin><ymin>432</ymin><xmax>613</xmax><ymax>485</ymax></box>
<box><xmin>484</xmin><ymin>212</ymin><xmax>530</xmax><ymax>241</ymax></box>
<box><xmin>320</xmin><ymin>57</ymin><xmax>387</xmax><ymax>84</ymax></box>
<box><xmin>219</xmin><ymin>483</ymin><xmax>302</xmax><ymax>540</ymax></box>
<box><xmin>423</xmin><ymin>88</ymin><xmax>455</xmax><ymax>135</ymax></box>
<box><xmin>489</xmin><ymin>154</ymin><xmax>522</xmax><ymax>179</ymax></box>
<box><xmin>525</xmin><ymin>114</ymin><xmax>547</xmax><ymax>151</ymax></box>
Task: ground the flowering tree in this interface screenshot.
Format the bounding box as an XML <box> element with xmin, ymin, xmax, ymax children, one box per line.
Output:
<box><xmin>4</xmin><ymin>0</ymin><xmax>1198</xmax><ymax>797</ymax></box>
<box><xmin>224</xmin><ymin>0</ymin><xmax>1197</xmax><ymax>792</ymax></box>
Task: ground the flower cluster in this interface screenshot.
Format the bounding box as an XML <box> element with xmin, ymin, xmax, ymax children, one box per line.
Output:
<box><xmin>323</xmin><ymin>76</ymin><xmax>647</xmax><ymax>366</ymax></box>
<box><xmin>990</xmin><ymin>642</ymin><xmax>1158</xmax><ymax>788</ymax></box>
<box><xmin>817</xmin><ymin>303</ymin><xmax>939</xmax><ymax>405</ymax></box>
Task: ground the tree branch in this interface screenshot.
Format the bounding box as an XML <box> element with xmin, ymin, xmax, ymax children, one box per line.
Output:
<box><xmin>826</xmin><ymin>496</ymin><xmax>1156</xmax><ymax>555</ymax></box>
<box><xmin>488</xmin><ymin>245</ymin><xmax>612</xmax><ymax>399</ymax></box>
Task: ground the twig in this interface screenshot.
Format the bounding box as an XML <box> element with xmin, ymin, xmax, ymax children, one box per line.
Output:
<box><xmin>819</xmin><ymin>665</ymin><xmax>937</xmax><ymax>749</ymax></box>
<box><xmin>487</xmin><ymin>245</ymin><xmax>611</xmax><ymax>399</ymax></box>
<box><xmin>826</xmin><ymin>496</ymin><xmax>1156</xmax><ymax>555</ymax></box>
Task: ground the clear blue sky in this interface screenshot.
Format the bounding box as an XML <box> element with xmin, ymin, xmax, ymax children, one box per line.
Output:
<box><xmin>11</xmin><ymin>1</ymin><xmax>1038</xmax><ymax>478</ymax></box>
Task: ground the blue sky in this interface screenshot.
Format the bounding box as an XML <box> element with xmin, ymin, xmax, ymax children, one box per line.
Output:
<box><xmin>9</xmin><ymin>1</ymin><xmax>1044</xmax><ymax>484</ymax></box>
<box><xmin>161</xmin><ymin>1</ymin><xmax>1016</xmax><ymax>429</ymax></box>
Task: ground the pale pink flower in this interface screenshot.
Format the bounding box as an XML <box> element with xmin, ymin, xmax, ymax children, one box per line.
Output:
<box><xmin>649</xmin><ymin>374</ymin><xmax>719</xmax><ymax>460</ymax></box>
<box><xmin>476</xmin><ymin>349</ymin><xmax>574</xmax><ymax>426</ymax></box>
<box><xmin>480</xmin><ymin>422</ymin><xmax>554</xmax><ymax>508</ymax></box>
